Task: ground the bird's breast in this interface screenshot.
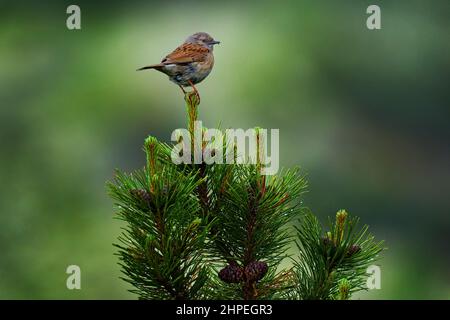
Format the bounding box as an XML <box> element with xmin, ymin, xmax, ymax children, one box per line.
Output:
<box><xmin>190</xmin><ymin>54</ymin><xmax>214</xmax><ymax>83</ymax></box>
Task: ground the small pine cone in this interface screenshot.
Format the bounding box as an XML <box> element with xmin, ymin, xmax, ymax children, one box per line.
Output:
<box><xmin>244</xmin><ymin>261</ymin><xmax>268</xmax><ymax>282</ymax></box>
<box><xmin>218</xmin><ymin>262</ymin><xmax>244</xmax><ymax>284</ymax></box>
<box><xmin>130</xmin><ymin>189</ymin><xmax>152</xmax><ymax>203</ymax></box>
<box><xmin>321</xmin><ymin>236</ymin><xmax>332</xmax><ymax>247</ymax></box>
<box><xmin>347</xmin><ymin>244</ymin><xmax>361</xmax><ymax>257</ymax></box>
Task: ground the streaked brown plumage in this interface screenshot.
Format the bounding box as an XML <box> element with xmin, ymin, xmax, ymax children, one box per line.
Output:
<box><xmin>137</xmin><ymin>32</ymin><xmax>220</xmax><ymax>98</ymax></box>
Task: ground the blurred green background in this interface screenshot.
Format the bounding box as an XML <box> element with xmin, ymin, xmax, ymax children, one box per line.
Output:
<box><xmin>0</xmin><ymin>0</ymin><xmax>449</xmax><ymax>299</ymax></box>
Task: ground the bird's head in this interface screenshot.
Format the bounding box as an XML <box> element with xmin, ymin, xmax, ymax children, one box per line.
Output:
<box><xmin>186</xmin><ymin>32</ymin><xmax>220</xmax><ymax>50</ymax></box>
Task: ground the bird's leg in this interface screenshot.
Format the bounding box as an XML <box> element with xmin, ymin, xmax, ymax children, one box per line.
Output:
<box><xmin>187</xmin><ymin>80</ymin><xmax>200</xmax><ymax>104</ymax></box>
<box><xmin>180</xmin><ymin>85</ymin><xmax>194</xmax><ymax>104</ymax></box>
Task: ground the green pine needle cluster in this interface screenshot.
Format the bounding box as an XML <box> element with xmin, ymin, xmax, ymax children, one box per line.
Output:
<box><xmin>290</xmin><ymin>209</ymin><xmax>384</xmax><ymax>300</ymax></box>
<box><xmin>109</xmin><ymin>159</ymin><xmax>211</xmax><ymax>299</ymax></box>
<box><xmin>107</xmin><ymin>92</ymin><xmax>384</xmax><ymax>300</ymax></box>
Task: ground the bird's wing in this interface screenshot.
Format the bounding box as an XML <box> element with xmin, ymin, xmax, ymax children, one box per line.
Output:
<box><xmin>161</xmin><ymin>43</ymin><xmax>209</xmax><ymax>65</ymax></box>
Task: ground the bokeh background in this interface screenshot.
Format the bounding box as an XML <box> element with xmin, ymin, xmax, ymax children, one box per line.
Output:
<box><xmin>0</xmin><ymin>0</ymin><xmax>449</xmax><ymax>299</ymax></box>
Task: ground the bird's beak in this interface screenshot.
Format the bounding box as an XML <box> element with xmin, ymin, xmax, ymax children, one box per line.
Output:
<box><xmin>210</xmin><ymin>40</ymin><xmax>220</xmax><ymax>45</ymax></box>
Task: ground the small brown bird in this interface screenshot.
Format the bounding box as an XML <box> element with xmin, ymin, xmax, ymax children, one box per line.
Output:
<box><xmin>137</xmin><ymin>32</ymin><xmax>220</xmax><ymax>100</ymax></box>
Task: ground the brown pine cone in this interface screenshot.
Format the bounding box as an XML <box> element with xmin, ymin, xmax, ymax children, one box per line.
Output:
<box><xmin>218</xmin><ymin>262</ymin><xmax>244</xmax><ymax>284</ymax></box>
<box><xmin>130</xmin><ymin>189</ymin><xmax>152</xmax><ymax>202</ymax></box>
<box><xmin>244</xmin><ymin>261</ymin><xmax>268</xmax><ymax>282</ymax></box>
<box><xmin>347</xmin><ymin>244</ymin><xmax>361</xmax><ymax>257</ymax></box>
<box><xmin>321</xmin><ymin>236</ymin><xmax>332</xmax><ymax>247</ymax></box>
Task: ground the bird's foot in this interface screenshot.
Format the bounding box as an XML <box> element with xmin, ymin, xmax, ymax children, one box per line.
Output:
<box><xmin>185</xmin><ymin>90</ymin><xmax>201</xmax><ymax>106</ymax></box>
<box><xmin>186</xmin><ymin>80</ymin><xmax>201</xmax><ymax>105</ymax></box>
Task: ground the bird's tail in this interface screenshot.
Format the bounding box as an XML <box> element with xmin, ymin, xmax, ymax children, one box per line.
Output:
<box><xmin>136</xmin><ymin>64</ymin><xmax>163</xmax><ymax>71</ymax></box>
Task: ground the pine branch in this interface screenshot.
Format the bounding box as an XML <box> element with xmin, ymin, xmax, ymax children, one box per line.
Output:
<box><xmin>108</xmin><ymin>138</ymin><xmax>211</xmax><ymax>300</ymax></box>
<box><xmin>212</xmin><ymin>165</ymin><xmax>307</xmax><ymax>299</ymax></box>
<box><xmin>108</xmin><ymin>90</ymin><xmax>385</xmax><ymax>300</ymax></box>
<box><xmin>291</xmin><ymin>209</ymin><xmax>384</xmax><ymax>300</ymax></box>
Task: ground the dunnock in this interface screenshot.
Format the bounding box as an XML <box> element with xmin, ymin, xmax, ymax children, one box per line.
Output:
<box><xmin>137</xmin><ymin>32</ymin><xmax>220</xmax><ymax>101</ymax></box>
